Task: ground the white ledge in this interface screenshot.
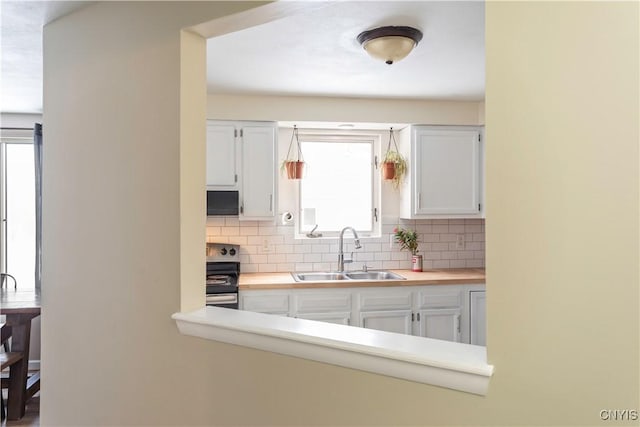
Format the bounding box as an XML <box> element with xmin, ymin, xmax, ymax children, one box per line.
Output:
<box><xmin>172</xmin><ymin>307</ymin><xmax>494</xmax><ymax>395</ymax></box>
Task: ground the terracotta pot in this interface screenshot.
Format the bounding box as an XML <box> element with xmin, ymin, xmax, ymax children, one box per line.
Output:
<box><xmin>381</xmin><ymin>162</ymin><xmax>396</xmax><ymax>180</ymax></box>
<box><xmin>285</xmin><ymin>161</ymin><xmax>305</xmax><ymax>179</ymax></box>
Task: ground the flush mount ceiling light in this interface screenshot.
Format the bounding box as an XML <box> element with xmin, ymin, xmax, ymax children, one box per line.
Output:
<box><xmin>357</xmin><ymin>26</ymin><xmax>423</xmax><ymax>65</ymax></box>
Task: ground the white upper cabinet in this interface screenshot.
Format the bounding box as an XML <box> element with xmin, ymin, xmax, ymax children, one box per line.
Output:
<box><xmin>399</xmin><ymin>126</ymin><xmax>484</xmax><ymax>219</ymax></box>
<box><xmin>206</xmin><ymin>123</ymin><xmax>238</xmax><ymax>189</ymax></box>
<box><xmin>240</xmin><ymin>125</ymin><xmax>277</xmax><ymax>220</ymax></box>
<box><xmin>206</xmin><ymin>120</ymin><xmax>277</xmax><ymax>220</ymax></box>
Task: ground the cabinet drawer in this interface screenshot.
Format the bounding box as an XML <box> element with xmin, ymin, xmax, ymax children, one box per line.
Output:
<box><xmin>359</xmin><ymin>290</ymin><xmax>413</xmax><ymax>310</ymax></box>
<box><xmin>240</xmin><ymin>293</ymin><xmax>289</xmax><ymax>313</ymax></box>
<box><xmin>416</xmin><ymin>290</ymin><xmax>461</xmax><ymax>308</ymax></box>
<box><xmin>294</xmin><ymin>293</ymin><xmax>351</xmax><ymax>313</ymax></box>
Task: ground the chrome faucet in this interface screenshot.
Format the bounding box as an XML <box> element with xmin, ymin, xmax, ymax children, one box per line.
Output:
<box><xmin>337</xmin><ymin>226</ymin><xmax>362</xmax><ymax>272</ymax></box>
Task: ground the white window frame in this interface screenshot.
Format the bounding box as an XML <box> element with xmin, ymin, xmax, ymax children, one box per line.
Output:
<box><xmin>294</xmin><ymin>131</ymin><xmax>381</xmax><ymax>239</ymax></box>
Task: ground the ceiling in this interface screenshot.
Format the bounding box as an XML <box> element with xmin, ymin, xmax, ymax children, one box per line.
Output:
<box><xmin>0</xmin><ymin>1</ymin><xmax>484</xmax><ymax>114</ymax></box>
<box><xmin>206</xmin><ymin>1</ymin><xmax>485</xmax><ymax>101</ymax></box>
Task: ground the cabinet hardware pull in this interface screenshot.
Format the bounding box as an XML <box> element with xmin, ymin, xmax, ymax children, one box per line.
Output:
<box><xmin>418</xmin><ymin>193</ymin><xmax>421</xmax><ymax>209</ymax></box>
<box><xmin>240</xmin><ymin>204</ymin><xmax>244</xmax><ymax>214</ymax></box>
<box><xmin>457</xmin><ymin>314</ymin><xmax>461</xmax><ymax>333</ymax></box>
<box><xmin>411</xmin><ymin>313</ymin><xmax>415</xmax><ymax>322</ymax></box>
<box><xmin>417</xmin><ymin>313</ymin><xmax>421</xmax><ymax>321</ymax></box>
<box><xmin>269</xmin><ymin>194</ymin><xmax>273</xmax><ymax>212</ymax></box>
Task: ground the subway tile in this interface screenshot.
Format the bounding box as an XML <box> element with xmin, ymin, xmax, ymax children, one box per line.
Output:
<box><xmin>239</xmin><ymin>227</ymin><xmax>258</xmax><ymax>236</ymax></box>
<box><xmin>227</xmin><ymin>236</ymin><xmax>247</xmax><ymax>245</ymax></box>
<box><xmin>432</xmin><ymin>242</ymin><xmax>449</xmax><ymax>251</ymax></box>
<box><xmin>465</xmin><ymin>241</ymin><xmax>484</xmax><ymax>251</ymax></box>
<box><xmin>206</xmin><ymin>226</ymin><xmax>221</xmax><ymax>236</ymax></box>
<box><xmin>382</xmin><ymin>261</ymin><xmax>401</xmax><ymax>269</ymax></box>
<box><xmin>303</xmin><ymin>253</ymin><xmax>322</xmax><ymax>263</ymax></box>
<box><xmin>465</xmin><ymin>224</ymin><xmax>483</xmax><ymax>233</ymax></box>
<box><xmin>286</xmin><ymin>253</ymin><xmax>304</xmax><ymax>263</ymax></box>
<box><xmin>450</xmin><ymin>259</ymin><xmax>467</xmax><ymax>268</ymax></box>
<box><xmin>423</xmin><ymin>252</ymin><xmax>441</xmax><ymax>260</ymax></box>
<box><xmin>276</xmin><ymin>263</ymin><xmax>295</xmax><ymax>272</ymax></box>
<box><xmin>432</xmin><ymin>225</ymin><xmax>449</xmax><ymax>233</ymax></box>
<box><xmin>322</xmin><ymin>253</ymin><xmax>337</xmax><ymax>263</ymax></box>
<box><xmin>267</xmin><ymin>254</ymin><xmax>287</xmax><ymax>264</ymax></box>
<box><xmin>364</xmin><ymin>243</ymin><xmax>382</xmax><ymax>252</ymax></box>
<box><xmin>240</xmin><ymin>220</ymin><xmax>259</xmax><ymax>227</ymax></box>
<box><xmin>391</xmin><ymin>251</ymin><xmax>409</xmax><ymax>261</ymax></box>
<box><xmin>416</xmin><ymin>224</ymin><xmax>432</xmax><ymax>233</ymax></box>
<box><xmin>206</xmin><ymin>217</ymin><xmax>225</xmax><ymax>226</ymax></box>
<box><xmin>448</xmin><ymin>224</ymin><xmax>465</xmax><ymax>233</ymax></box>
<box><xmin>313</xmin><ymin>262</ymin><xmax>332</xmax><ymax>271</ymax></box>
<box><xmin>423</xmin><ymin>234</ymin><xmax>440</xmax><ymax>242</ymax></box>
<box><xmin>258</xmin><ymin>226</ymin><xmax>276</xmax><ymax>235</ymax></box>
<box><xmin>449</xmin><ymin>219</ymin><xmax>466</xmax><ymax>225</ymax></box>
<box><xmin>473</xmin><ymin>250</ymin><xmax>485</xmax><ymax>259</ymax></box>
<box><xmin>433</xmin><ymin>260</ymin><xmax>450</xmax><ymax>269</ymax></box>
<box><xmin>466</xmin><ymin>259</ymin><xmax>484</xmax><ymax>268</ymax></box>
<box><xmin>374</xmin><ymin>252</ymin><xmax>391</xmax><ymax>261</ymax></box>
<box><xmin>239</xmin><ymin>254</ymin><xmax>250</xmax><ymax>264</ymax></box>
<box><xmin>440</xmin><ymin>234</ymin><xmax>458</xmax><ymax>242</ymax></box>
<box><xmin>275</xmin><ymin>244</ymin><xmax>294</xmax><ymax>254</ymax></box>
<box><xmin>432</xmin><ymin>219</ymin><xmax>449</xmax><ymax>225</ymax></box>
<box><xmin>258</xmin><ymin>264</ymin><xmax>275</xmax><ymax>273</ymax></box>
<box><xmin>457</xmin><ymin>251</ymin><xmax>475</xmax><ymax>259</ymax></box>
<box><xmin>294</xmin><ymin>263</ymin><xmax>313</xmax><ymax>272</ymax></box>
<box><xmin>420</xmin><ymin>260</ymin><xmax>433</xmax><ymax>270</ymax></box>
<box><xmin>224</xmin><ymin>217</ymin><xmax>240</xmax><ymax>227</ymax></box>
<box><xmin>465</xmin><ymin>219</ymin><xmax>484</xmax><ymax>225</ymax></box>
<box><xmin>441</xmin><ymin>251</ymin><xmax>458</xmax><ymax>260</ymax></box>
<box><xmin>293</xmin><ymin>245</ymin><xmax>312</xmax><ymax>254</ymax></box>
<box><xmin>241</xmin><ymin>264</ymin><xmax>258</xmax><ymax>273</ymax></box>
<box><xmin>246</xmin><ymin>236</ymin><xmax>262</xmax><ymax>245</ymax></box>
<box><xmin>473</xmin><ymin>233</ymin><xmax>485</xmax><ymax>242</ymax></box>
<box><xmin>220</xmin><ymin>226</ymin><xmax>240</xmax><ymax>236</ymax></box>
<box><xmin>250</xmin><ymin>254</ymin><xmax>268</xmax><ymax>264</ymax></box>
<box><xmin>312</xmin><ymin>244</ymin><xmax>331</xmax><ymax>253</ymax></box>
<box><xmin>243</xmin><ymin>245</ymin><xmax>259</xmax><ymax>254</ymax></box>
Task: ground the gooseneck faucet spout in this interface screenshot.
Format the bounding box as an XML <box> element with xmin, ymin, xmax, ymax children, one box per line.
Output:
<box><xmin>338</xmin><ymin>226</ymin><xmax>362</xmax><ymax>272</ymax></box>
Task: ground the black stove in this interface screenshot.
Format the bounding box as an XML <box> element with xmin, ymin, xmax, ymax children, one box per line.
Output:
<box><xmin>206</xmin><ymin>243</ymin><xmax>240</xmax><ymax>309</ymax></box>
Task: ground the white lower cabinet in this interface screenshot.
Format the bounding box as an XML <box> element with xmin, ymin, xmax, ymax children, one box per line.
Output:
<box><xmin>293</xmin><ymin>290</ymin><xmax>352</xmax><ymax>326</ymax></box>
<box><xmin>360</xmin><ymin>310</ymin><xmax>413</xmax><ymax>334</ymax></box>
<box><xmin>469</xmin><ymin>290</ymin><xmax>486</xmax><ymax>346</ymax></box>
<box><xmin>239</xmin><ymin>283</ymin><xmax>485</xmax><ymax>345</ymax></box>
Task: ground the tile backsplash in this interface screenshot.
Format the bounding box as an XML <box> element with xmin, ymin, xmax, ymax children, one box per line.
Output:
<box><xmin>207</xmin><ymin>217</ymin><xmax>485</xmax><ymax>273</ymax></box>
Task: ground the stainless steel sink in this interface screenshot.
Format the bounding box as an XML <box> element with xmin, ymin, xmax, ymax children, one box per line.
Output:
<box><xmin>291</xmin><ymin>270</ymin><xmax>405</xmax><ymax>282</ymax></box>
<box><xmin>345</xmin><ymin>271</ymin><xmax>405</xmax><ymax>281</ymax></box>
<box><xmin>291</xmin><ymin>272</ymin><xmax>349</xmax><ymax>282</ymax></box>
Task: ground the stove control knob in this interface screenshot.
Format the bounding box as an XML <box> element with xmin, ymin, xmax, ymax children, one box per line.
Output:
<box><xmin>220</xmin><ymin>248</ymin><xmax>227</xmax><ymax>255</ymax></box>
<box><xmin>229</xmin><ymin>248</ymin><xmax>236</xmax><ymax>256</ymax></box>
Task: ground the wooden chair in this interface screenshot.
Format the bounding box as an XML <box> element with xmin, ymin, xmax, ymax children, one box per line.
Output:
<box><xmin>1</xmin><ymin>322</ymin><xmax>24</xmax><ymax>421</ymax></box>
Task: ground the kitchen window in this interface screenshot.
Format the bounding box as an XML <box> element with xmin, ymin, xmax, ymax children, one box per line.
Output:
<box><xmin>296</xmin><ymin>133</ymin><xmax>380</xmax><ymax>238</ymax></box>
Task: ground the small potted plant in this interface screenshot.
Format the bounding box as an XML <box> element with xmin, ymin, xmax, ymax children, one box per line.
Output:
<box><xmin>281</xmin><ymin>125</ymin><xmax>305</xmax><ymax>179</ymax></box>
<box><xmin>381</xmin><ymin>127</ymin><xmax>407</xmax><ymax>189</ymax></box>
<box><xmin>394</xmin><ymin>227</ymin><xmax>422</xmax><ymax>271</ymax></box>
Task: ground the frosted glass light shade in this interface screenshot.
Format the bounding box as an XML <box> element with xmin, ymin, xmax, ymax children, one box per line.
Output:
<box><xmin>357</xmin><ymin>26</ymin><xmax>423</xmax><ymax>65</ymax></box>
<box><xmin>362</xmin><ymin>36</ymin><xmax>417</xmax><ymax>64</ymax></box>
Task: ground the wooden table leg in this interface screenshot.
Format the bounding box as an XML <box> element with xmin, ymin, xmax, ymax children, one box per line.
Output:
<box><xmin>5</xmin><ymin>313</ymin><xmax>32</xmax><ymax>420</ymax></box>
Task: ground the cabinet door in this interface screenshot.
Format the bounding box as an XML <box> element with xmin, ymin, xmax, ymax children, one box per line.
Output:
<box><xmin>469</xmin><ymin>290</ymin><xmax>486</xmax><ymax>346</ymax></box>
<box><xmin>239</xmin><ymin>292</ymin><xmax>289</xmax><ymax>316</ymax></box>
<box><xmin>206</xmin><ymin>123</ymin><xmax>237</xmax><ymax>188</ymax></box>
<box><xmin>414</xmin><ymin>128</ymin><xmax>481</xmax><ymax>215</ymax></box>
<box><xmin>240</xmin><ymin>125</ymin><xmax>276</xmax><ymax>220</ymax></box>
<box><xmin>416</xmin><ymin>308</ymin><xmax>462</xmax><ymax>342</ymax></box>
<box><xmin>360</xmin><ymin>310</ymin><xmax>413</xmax><ymax>334</ymax></box>
<box><xmin>296</xmin><ymin>312</ymin><xmax>351</xmax><ymax>326</ymax></box>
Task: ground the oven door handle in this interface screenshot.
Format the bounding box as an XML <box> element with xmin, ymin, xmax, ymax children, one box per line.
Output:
<box><xmin>206</xmin><ymin>293</ymin><xmax>238</xmax><ymax>304</ymax></box>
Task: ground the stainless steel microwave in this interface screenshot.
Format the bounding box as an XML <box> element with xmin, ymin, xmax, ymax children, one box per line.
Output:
<box><xmin>206</xmin><ymin>191</ymin><xmax>239</xmax><ymax>216</ymax></box>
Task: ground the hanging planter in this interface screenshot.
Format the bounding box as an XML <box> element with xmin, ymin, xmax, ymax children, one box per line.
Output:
<box><xmin>381</xmin><ymin>127</ymin><xmax>407</xmax><ymax>189</ymax></box>
<box><xmin>281</xmin><ymin>125</ymin><xmax>305</xmax><ymax>180</ymax></box>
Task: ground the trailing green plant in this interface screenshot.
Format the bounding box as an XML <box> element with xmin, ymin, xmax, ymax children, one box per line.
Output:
<box><xmin>381</xmin><ymin>127</ymin><xmax>407</xmax><ymax>189</ymax></box>
<box><xmin>393</xmin><ymin>227</ymin><xmax>419</xmax><ymax>255</ymax></box>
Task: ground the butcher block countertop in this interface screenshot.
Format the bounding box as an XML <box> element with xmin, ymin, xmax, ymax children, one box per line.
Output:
<box><xmin>239</xmin><ymin>268</ymin><xmax>485</xmax><ymax>290</ymax></box>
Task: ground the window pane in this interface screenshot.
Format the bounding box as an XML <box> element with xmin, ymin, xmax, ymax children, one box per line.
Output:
<box><xmin>6</xmin><ymin>143</ymin><xmax>35</xmax><ymax>290</ymax></box>
<box><xmin>300</xmin><ymin>140</ymin><xmax>372</xmax><ymax>232</ymax></box>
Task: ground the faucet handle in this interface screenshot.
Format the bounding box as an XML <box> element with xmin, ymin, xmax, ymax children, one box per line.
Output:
<box><xmin>344</xmin><ymin>252</ymin><xmax>354</xmax><ymax>264</ymax></box>
<box><xmin>362</xmin><ymin>264</ymin><xmax>368</xmax><ymax>272</ymax></box>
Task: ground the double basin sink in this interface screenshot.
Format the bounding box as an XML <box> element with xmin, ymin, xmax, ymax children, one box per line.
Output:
<box><xmin>292</xmin><ymin>270</ymin><xmax>405</xmax><ymax>282</ymax></box>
